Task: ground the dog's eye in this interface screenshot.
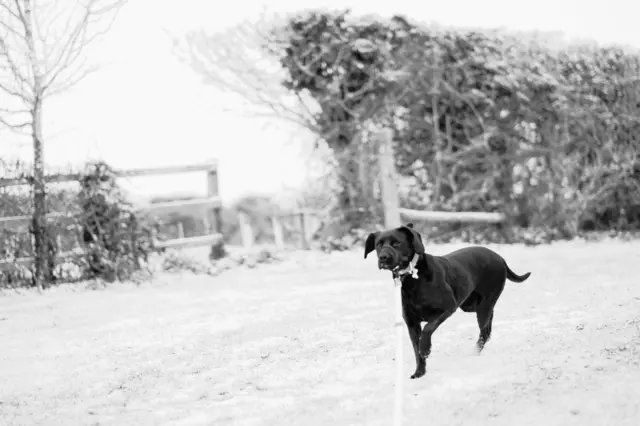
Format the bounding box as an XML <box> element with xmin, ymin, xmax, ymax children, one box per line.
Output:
<box><xmin>392</xmin><ymin>242</ymin><xmax>401</xmax><ymax>247</ymax></box>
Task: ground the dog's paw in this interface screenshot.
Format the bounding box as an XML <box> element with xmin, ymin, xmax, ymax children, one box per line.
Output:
<box><xmin>410</xmin><ymin>369</ymin><xmax>426</xmax><ymax>379</ymax></box>
<box><xmin>475</xmin><ymin>339</ymin><xmax>488</xmax><ymax>354</ymax></box>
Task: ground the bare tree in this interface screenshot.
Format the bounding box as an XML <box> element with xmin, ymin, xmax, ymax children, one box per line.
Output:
<box><xmin>0</xmin><ymin>0</ymin><xmax>125</xmax><ymax>289</ymax></box>
<box><xmin>172</xmin><ymin>11</ymin><xmax>323</xmax><ymax>133</ymax></box>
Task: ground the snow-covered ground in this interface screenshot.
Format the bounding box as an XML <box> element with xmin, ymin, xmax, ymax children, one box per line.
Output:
<box><xmin>1</xmin><ymin>240</ymin><xmax>640</xmax><ymax>425</ymax></box>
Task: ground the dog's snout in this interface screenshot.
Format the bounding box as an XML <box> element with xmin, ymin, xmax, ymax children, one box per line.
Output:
<box><xmin>378</xmin><ymin>248</ymin><xmax>397</xmax><ymax>270</ymax></box>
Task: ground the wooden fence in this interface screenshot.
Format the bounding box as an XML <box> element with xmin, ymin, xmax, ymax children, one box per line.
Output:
<box><xmin>1</xmin><ymin>129</ymin><xmax>507</xmax><ymax>273</ymax></box>
<box><xmin>0</xmin><ymin>161</ymin><xmax>223</xmax><ymax>270</ymax></box>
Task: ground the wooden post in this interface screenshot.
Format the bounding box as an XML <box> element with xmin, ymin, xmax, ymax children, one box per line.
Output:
<box><xmin>206</xmin><ymin>164</ymin><xmax>222</xmax><ymax>234</ymax></box>
<box><xmin>271</xmin><ymin>215</ymin><xmax>284</xmax><ymax>250</ymax></box>
<box><xmin>176</xmin><ymin>222</ymin><xmax>185</xmax><ymax>239</ymax></box>
<box><xmin>298</xmin><ymin>211</ymin><xmax>309</xmax><ymax>250</ymax></box>
<box><xmin>377</xmin><ymin>128</ymin><xmax>402</xmax><ymax>228</ymax></box>
<box><xmin>237</xmin><ymin>212</ymin><xmax>254</xmax><ymax>250</ymax></box>
<box><xmin>206</xmin><ymin>163</ymin><xmax>225</xmax><ymax>259</ymax></box>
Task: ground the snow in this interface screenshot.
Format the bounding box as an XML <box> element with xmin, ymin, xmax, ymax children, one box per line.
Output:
<box><xmin>1</xmin><ymin>240</ymin><xmax>639</xmax><ymax>425</ymax></box>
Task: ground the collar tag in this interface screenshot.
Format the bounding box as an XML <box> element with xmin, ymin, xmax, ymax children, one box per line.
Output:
<box><xmin>393</xmin><ymin>254</ymin><xmax>420</xmax><ymax>282</ymax></box>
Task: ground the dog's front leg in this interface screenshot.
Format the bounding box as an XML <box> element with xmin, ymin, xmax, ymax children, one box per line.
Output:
<box><xmin>405</xmin><ymin>321</ymin><xmax>426</xmax><ymax>379</ymax></box>
<box><xmin>418</xmin><ymin>308</ymin><xmax>456</xmax><ymax>358</ymax></box>
<box><xmin>418</xmin><ymin>292</ymin><xmax>457</xmax><ymax>358</ymax></box>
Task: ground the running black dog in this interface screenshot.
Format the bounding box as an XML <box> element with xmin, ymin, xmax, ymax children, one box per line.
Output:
<box><xmin>364</xmin><ymin>223</ymin><xmax>531</xmax><ymax>379</ymax></box>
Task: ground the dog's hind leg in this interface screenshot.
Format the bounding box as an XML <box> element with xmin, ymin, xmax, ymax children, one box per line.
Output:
<box><xmin>475</xmin><ymin>278</ymin><xmax>506</xmax><ymax>353</ymax></box>
<box><xmin>475</xmin><ymin>308</ymin><xmax>494</xmax><ymax>353</ymax></box>
<box><xmin>406</xmin><ymin>322</ymin><xmax>426</xmax><ymax>379</ymax></box>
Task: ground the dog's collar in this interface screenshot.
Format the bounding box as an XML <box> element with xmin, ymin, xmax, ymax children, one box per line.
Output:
<box><xmin>392</xmin><ymin>253</ymin><xmax>420</xmax><ymax>285</ymax></box>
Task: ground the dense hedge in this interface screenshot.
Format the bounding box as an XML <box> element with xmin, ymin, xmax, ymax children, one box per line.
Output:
<box><xmin>268</xmin><ymin>11</ymin><xmax>640</xmax><ymax>241</ymax></box>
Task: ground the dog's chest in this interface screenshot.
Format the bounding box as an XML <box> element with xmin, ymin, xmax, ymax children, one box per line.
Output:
<box><xmin>400</xmin><ymin>278</ymin><xmax>446</xmax><ymax>321</ymax></box>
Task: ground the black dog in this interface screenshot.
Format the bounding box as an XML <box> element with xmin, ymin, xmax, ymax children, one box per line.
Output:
<box><xmin>364</xmin><ymin>223</ymin><xmax>531</xmax><ymax>379</ymax></box>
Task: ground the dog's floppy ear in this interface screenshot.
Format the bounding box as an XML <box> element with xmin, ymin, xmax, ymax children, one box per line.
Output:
<box><xmin>364</xmin><ymin>232</ymin><xmax>379</xmax><ymax>259</ymax></box>
<box><xmin>400</xmin><ymin>223</ymin><xmax>424</xmax><ymax>255</ymax></box>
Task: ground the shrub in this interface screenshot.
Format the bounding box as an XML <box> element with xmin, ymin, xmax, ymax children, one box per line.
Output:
<box><xmin>76</xmin><ymin>161</ymin><xmax>154</xmax><ymax>282</ymax></box>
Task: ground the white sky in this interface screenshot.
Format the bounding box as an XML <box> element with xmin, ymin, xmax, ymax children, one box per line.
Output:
<box><xmin>1</xmin><ymin>0</ymin><xmax>638</xmax><ymax>203</ymax></box>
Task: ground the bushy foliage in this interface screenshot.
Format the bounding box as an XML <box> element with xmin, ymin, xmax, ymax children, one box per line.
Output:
<box><xmin>77</xmin><ymin>162</ymin><xmax>154</xmax><ymax>282</ymax></box>
<box><xmin>268</xmin><ymin>10</ymin><xmax>640</xmax><ymax>244</ymax></box>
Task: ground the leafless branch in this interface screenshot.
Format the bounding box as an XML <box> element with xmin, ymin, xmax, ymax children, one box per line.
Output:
<box><xmin>0</xmin><ymin>114</ymin><xmax>31</xmax><ymax>130</ymax></box>
<box><xmin>173</xmin><ymin>11</ymin><xmax>320</xmax><ymax>136</ymax></box>
<box><xmin>0</xmin><ymin>3</ymin><xmax>34</xmax><ymax>102</ymax></box>
<box><xmin>43</xmin><ymin>62</ymin><xmax>98</xmax><ymax>98</ymax></box>
<box><xmin>0</xmin><ymin>79</ymin><xmax>32</xmax><ymax>102</ymax></box>
<box><xmin>41</xmin><ymin>0</ymin><xmax>125</xmax><ymax>95</ymax></box>
<box><xmin>0</xmin><ymin>106</ymin><xmax>29</xmax><ymax>114</ymax></box>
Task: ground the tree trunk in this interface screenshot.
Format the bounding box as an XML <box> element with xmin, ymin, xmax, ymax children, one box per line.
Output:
<box><xmin>24</xmin><ymin>0</ymin><xmax>50</xmax><ymax>290</ymax></box>
<box><xmin>31</xmin><ymin>95</ymin><xmax>49</xmax><ymax>290</ymax></box>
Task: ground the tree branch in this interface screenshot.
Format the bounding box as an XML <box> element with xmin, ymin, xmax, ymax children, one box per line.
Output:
<box><xmin>39</xmin><ymin>0</ymin><xmax>126</xmax><ymax>96</ymax></box>
<box><xmin>0</xmin><ymin>114</ymin><xmax>32</xmax><ymax>130</ymax></box>
<box><xmin>0</xmin><ymin>2</ymin><xmax>34</xmax><ymax>102</ymax></box>
<box><xmin>173</xmin><ymin>11</ymin><xmax>320</xmax><ymax>137</ymax></box>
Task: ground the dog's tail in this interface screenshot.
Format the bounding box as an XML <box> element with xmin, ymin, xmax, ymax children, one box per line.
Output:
<box><xmin>505</xmin><ymin>262</ymin><xmax>531</xmax><ymax>283</ymax></box>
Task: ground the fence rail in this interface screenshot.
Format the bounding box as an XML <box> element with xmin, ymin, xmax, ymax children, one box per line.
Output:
<box><xmin>0</xmin><ymin>161</ymin><xmax>219</xmax><ymax>187</ymax></box>
<box><xmin>1</xmin><ymin>233</ymin><xmax>225</xmax><ymax>268</ymax></box>
<box><xmin>399</xmin><ymin>209</ymin><xmax>505</xmax><ymax>224</ymax></box>
<box><xmin>0</xmin><ymin>160</ymin><xmax>223</xmax><ymax>271</ymax></box>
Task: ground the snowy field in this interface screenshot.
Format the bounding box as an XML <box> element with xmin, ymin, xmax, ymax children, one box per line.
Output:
<box><xmin>1</xmin><ymin>240</ymin><xmax>640</xmax><ymax>426</ymax></box>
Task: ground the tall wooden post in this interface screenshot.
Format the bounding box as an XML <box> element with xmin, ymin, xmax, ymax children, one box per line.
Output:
<box><xmin>207</xmin><ymin>161</ymin><xmax>225</xmax><ymax>259</ymax></box>
<box><xmin>206</xmin><ymin>163</ymin><xmax>221</xmax><ymax>232</ymax></box>
<box><xmin>377</xmin><ymin>128</ymin><xmax>402</xmax><ymax>228</ymax></box>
